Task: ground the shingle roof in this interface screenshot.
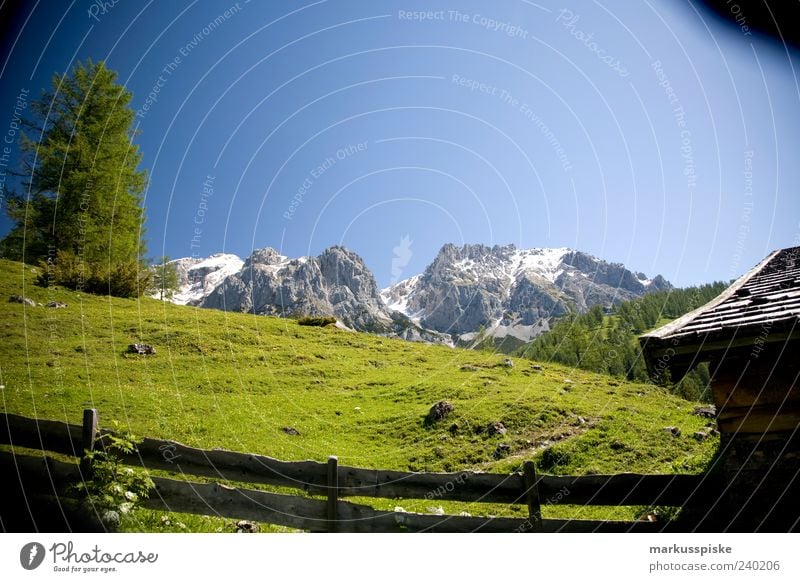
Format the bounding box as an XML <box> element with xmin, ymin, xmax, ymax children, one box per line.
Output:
<box><xmin>640</xmin><ymin>246</ymin><xmax>800</xmax><ymax>359</ymax></box>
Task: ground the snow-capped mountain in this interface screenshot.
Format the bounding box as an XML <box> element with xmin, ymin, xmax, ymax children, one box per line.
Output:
<box><xmin>167</xmin><ymin>246</ymin><xmax>450</xmax><ymax>343</ymax></box>
<box><xmin>381</xmin><ymin>243</ymin><xmax>669</xmax><ymax>349</ymax></box>
<box><xmin>166</xmin><ymin>243</ymin><xmax>668</xmax><ymax>350</ymax></box>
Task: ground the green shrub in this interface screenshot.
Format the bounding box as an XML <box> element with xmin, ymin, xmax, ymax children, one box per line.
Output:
<box><xmin>36</xmin><ymin>250</ymin><xmax>152</xmax><ymax>298</ymax></box>
<box><xmin>297</xmin><ymin>316</ymin><xmax>337</xmax><ymax>327</ymax></box>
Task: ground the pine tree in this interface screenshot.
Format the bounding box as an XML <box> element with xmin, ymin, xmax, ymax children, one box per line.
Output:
<box><xmin>1</xmin><ymin>59</ymin><xmax>150</xmax><ymax>297</ymax></box>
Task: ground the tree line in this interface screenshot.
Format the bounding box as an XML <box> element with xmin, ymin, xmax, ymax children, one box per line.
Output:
<box><xmin>517</xmin><ymin>282</ymin><xmax>730</xmax><ymax>401</ymax></box>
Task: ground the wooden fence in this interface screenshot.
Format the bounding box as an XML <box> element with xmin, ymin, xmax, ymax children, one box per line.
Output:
<box><xmin>0</xmin><ymin>409</ymin><xmax>708</xmax><ymax>532</ymax></box>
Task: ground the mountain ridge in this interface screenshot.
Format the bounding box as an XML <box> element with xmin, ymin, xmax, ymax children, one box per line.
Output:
<box><xmin>166</xmin><ymin>243</ymin><xmax>669</xmax><ymax>347</ymax></box>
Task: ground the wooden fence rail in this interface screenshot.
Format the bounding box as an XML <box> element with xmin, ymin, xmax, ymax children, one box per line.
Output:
<box><xmin>0</xmin><ymin>410</ymin><xmax>709</xmax><ymax>532</ymax></box>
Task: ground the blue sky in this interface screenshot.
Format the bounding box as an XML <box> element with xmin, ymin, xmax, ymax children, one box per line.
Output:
<box><xmin>1</xmin><ymin>0</ymin><xmax>798</xmax><ymax>288</ymax></box>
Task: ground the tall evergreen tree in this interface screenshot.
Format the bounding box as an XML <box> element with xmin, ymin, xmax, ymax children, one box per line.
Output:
<box><xmin>1</xmin><ymin>59</ymin><xmax>149</xmax><ymax>297</ymax></box>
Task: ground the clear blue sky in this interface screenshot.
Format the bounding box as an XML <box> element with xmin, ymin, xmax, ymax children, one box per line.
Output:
<box><xmin>1</xmin><ymin>0</ymin><xmax>798</xmax><ymax>288</ymax></box>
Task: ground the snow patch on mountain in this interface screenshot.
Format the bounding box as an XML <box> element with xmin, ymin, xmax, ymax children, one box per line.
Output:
<box><xmin>167</xmin><ymin>253</ymin><xmax>244</xmax><ymax>305</ymax></box>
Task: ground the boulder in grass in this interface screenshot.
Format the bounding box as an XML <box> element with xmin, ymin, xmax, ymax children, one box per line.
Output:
<box><xmin>127</xmin><ymin>343</ymin><xmax>156</xmax><ymax>355</ymax></box>
<box><xmin>46</xmin><ymin>301</ymin><xmax>68</xmax><ymax>308</ymax></box>
<box><xmin>425</xmin><ymin>400</ymin><xmax>454</xmax><ymax>426</ymax></box>
<box><xmin>9</xmin><ymin>295</ymin><xmax>35</xmax><ymax>307</ymax></box>
<box><xmin>692</xmin><ymin>406</ymin><xmax>717</xmax><ymax>419</ymax></box>
<box><xmin>487</xmin><ymin>421</ymin><xmax>507</xmax><ymax>436</ymax></box>
<box><xmin>282</xmin><ymin>427</ymin><xmax>300</xmax><ymax>436</ymax></box>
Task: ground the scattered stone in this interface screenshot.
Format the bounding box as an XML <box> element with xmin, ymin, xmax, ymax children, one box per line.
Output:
<box><xmin>693</xmin><ymin>431</ymin><xmax>709</xmax><ymax>442</ymax></box>
<box><xmin>448</xmin><ymin>422</ymin><xmax>459</xmax><ymax>435</ymax></box>
<box><xmin>563</xmin><ymin>378</ymin><xmax>575</xmax><ymax>384</ymax></box>
<box><xmin>459</xmin><ymin>511</ymin><xmax>472</xmax><ymax>517</ymax></box>
<box><xmin>493</xmin><ymin>443</ymin><xmax>512</xmax><ymax>459</ymax></box>
<box><xmin>425</xmin><ymin>400</ymin><xmax>454</xmax><ymax>426</ymax></box>
<box><xmin>8</xmin><ymin>294</ymin><xmax>35</xmax><ymax>307</ymax></box>
<box><xmin>486</xmin><ymin>421</ymin><xmax>507</xmax><ymax>436</ymax></box>
<box><xmin>693</xmin><ymin>406</ymin><xmax>717</xmax><ymax>419</ymax></box>
<box><xmin>577</xmin><ymin>416</ymin><xmax>586</xmax><ymax>425</ymax></box>
<box><xmin>282</xmin><ymin>427</ymin><xmax>300</xmax><ymax>436</ymax></box>
<box><xmin>394</xmin><ymin>506</ymin><xmax>407</xmax><ymax>513</ymax></box>
<box><xmin>663</xmin><ymin>426</ymin><xmax>681</xmax><ymax>437</ymax></box>
<box><xmin>46</xmin><ymin>301</ymin><xmax>67</xmax><ymax>308</ymax></box>
<box><xmin>502</xmin><ymin>358</ymin><xmax>514</xmax><ymax>368</ymax></box>
<box><xmin>427</xmin><ymin>506</ymin><xmax>445</xmax><ymax>515</ymax></box>
<box><xmin>609</xmin><ymin>440</ymin><xmax>626</xmax><ymax>451</ymax></box>
<box><xmin>234</xmin><ymin>519</ymin><xmax>260</xmax><ymax>533</ymax></box>
<box><xmin>531</xmin><ymin>365</ymin><xmax>542</xmax><ymax>371</ymax></box>
<box><xmin>460</xmin><ymin>364</ymin><xmax>478</xmax><ymax>372</ymax></box>
<box><xmin>127</xmin><ymin>343</ymin><xmax>156</xmax><ymax>355</ymax></box>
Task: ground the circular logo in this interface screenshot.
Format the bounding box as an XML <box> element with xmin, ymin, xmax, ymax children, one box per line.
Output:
<box><xmin>20</xmin><ymin>542</ymin><xmax>46</xmax><ymax>570</ymax></box>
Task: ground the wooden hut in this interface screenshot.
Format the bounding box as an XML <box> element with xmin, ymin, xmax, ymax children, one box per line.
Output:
<box><xmin>639</xmin><ymin>246</ymin><xmax>800</xmax><ymax>532</ymax></box>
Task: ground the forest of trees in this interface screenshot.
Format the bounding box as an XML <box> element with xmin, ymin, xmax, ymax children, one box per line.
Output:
<box><xmin>518</xmin><ymin>282</ymin><xmax>730</xmax><ymax>401</ymax></box>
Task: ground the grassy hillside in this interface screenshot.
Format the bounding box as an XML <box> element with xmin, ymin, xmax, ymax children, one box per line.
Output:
<box><xmin>0</xmin><ymin>259</ymin><xmax>718</xmax><ymax>530</ymax></box>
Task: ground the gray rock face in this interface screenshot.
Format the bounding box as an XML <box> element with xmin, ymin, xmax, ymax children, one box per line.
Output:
<box><xmin>382</xmin><ymin>243</ymin><xmax>670</xmax><ymax>345</ymax></box>
<box><xmin>180</xmin><ymin>242</ymin><xmax>669</xmax><ymax>349</ymax></box>
<box><xmin>202</xmin><ymin>246</ymin><xmax>394</xmax><ymax>333</ymax></box>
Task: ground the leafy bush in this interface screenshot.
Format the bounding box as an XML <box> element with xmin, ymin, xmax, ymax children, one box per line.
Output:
<box><xmin>36</xmin><ymin>250</ymin><xmax>152</xmax><ymax>298</ymax></box>
<box><xmin>73</xmin><ymin>428</ymin><xmax>154</xmax><ymax>530</ymax></box>
<box><xmin>297</xmin><ymin>316</ymin><xmax>337</xmax><ymax>327</ymax></box>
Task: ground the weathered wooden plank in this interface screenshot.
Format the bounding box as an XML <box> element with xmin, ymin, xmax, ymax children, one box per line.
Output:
<box><xmin>0</xmin><ymin>413</ymin><xmax>83</xmax><ymax>457</ymax></box>
<box><xmin>314</xmin><ymin>465</ymin><xmax>528</xmax><ymax>504</ymax></box>
<box><xmin>142</xmin><ymin>476</ymin><xmax>531</xmax><ymax>533</ymax></box>
<box><xmin>107</xmin><ymin>433</ymin><xmax>330</xmax><ymax>492</ymax></box>
<box><xmin>538</xmin><ymin>473</ymin><xmax>704</xmax><ymax>507</ymax></box>
<box><xmin>717</xmin><ymin>405</ymin><xmax>800</xmax><ymax>433</ymax></box>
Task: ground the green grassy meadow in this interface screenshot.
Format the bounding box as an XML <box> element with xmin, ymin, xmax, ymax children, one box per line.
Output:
<box><xmin>0</xmin><ymin>259</ymin><xmax>718</xmax><ymax>530</ymax></box>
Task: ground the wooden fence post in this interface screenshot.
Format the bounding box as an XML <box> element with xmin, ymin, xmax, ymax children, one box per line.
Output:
<box><xmin>523</xmin><ymin>460</ymin><xmax>542</xmax><ymax>532</ymax></box>
<box><xmin>326</xmin><ymin>455</ymin><xmax>338</xmax><ymax>532</ymax></box>
<box><xmin>79</xmin><ymin>408</ymin><xmax>98</xmax><ymax>476</ymax></box>
<box><xmin>81</xmin><ymin>409</ymin><xmax>98</xmax><ymax>456</ymax></box>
